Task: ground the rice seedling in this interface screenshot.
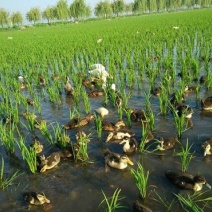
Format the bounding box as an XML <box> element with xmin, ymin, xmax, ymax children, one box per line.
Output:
<box><xmin>37</xmin><ymin>121</ymin><xmax>53</xmax><ymax>144</ymax></box>
<box><xmin>153</xmin><ymin>190</ymin><xmax>175</xmax><ymax>211</ymax></box>
<box><xmin>16</xmin><ymin>137</ymin><xmax>37</xmax><ymax>174</ymax></box>
<box><xmin>0</xmin><ymin>157</ymin><xmax>21</xmax><ymax>190</ymax></box>
<box><xmin>0</xmin><ymin>122</ymin><xmax>16</xmax><ymax>153</ymax></box>
<box><xmin>176</xmin><ymin>139</ymin><xmax>194</xmax><ymax>173</ymax></box>
<box><xmin>124</xmin><ymin>108</ymin><xmax>132</xmax><ymax>128</ymax></box>
<box><xmin>69</xmin><ymin>107</ymin><xmax>80</xmax><ymax>120</ymax></box>
<box><xmin>130</xmin><ymin>162</ymin><xmax>150</xmax><ymax>200</ymax></box>
<box><xmin>34</xmin><ymin>94</ymin><xmax>42</xmax><ymax>114</ymax></box>
<box><xmin>158</xmin><ymin>85</ymin><xmax>170</xmax><ymax>116</ymax></box>
<box><xmin>98</xmin><ymin>188</ymin><xmax>126</xmax><ymax>212</ymax></box>
<box><xmin>82</xmin><ymin>89</ymin><xmax>91</xmax><ymax>114</ymax></box>
<box><xmin>175</xmin><ymin>191</ymin><xmax>212</xmax><ymax>212</ymax></box>
<box><xmin>94</xmin><ymin>114</ymin><xmax>102</xmax><ymax>139</ymax></box>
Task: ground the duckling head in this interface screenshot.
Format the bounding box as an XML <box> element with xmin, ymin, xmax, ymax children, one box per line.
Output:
<box><xmin>120</xmin><ymin>155</ymin><xmax>134</xmax><ymax>166</ymax></box>
<box><xmin>193</xmin><ymin>175</ymin><xmax>211</xmax><ymax>191</ymax></box>
<box><xmin>202</xmin><ymin>142</ymin><xmax>211</xmax><ymax>156</ymax></box>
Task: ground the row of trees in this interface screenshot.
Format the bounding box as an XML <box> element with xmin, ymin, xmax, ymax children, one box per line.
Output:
<box><xmin>0</xmin><ymin>0</ymin><xmax>211</xmax><ymax>27</ymax></box>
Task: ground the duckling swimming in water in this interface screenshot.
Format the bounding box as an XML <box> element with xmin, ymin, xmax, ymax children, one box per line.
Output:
<box><xmin>95</xmin><ymin>107</ymin><xmax>109</xmax><ymax>118</ymax></box>
<box><xmin>201</xmin><ymin>96</ymin><xmax>212</xmax><ymax>111</ymax></box>
<box><xmin>119</xmin><ymin>137</ymin><xmax>138</xmax><ymax>153</ymax></box>
<box><xmin>65</xmin><ymin>76</ymin><xmax>74</xmax><ymax>95</ymax></box>
<box><xmin>106</xmin><ymin>130</ymin><xmax>135</xmax><ymax>143</ymax></box>
<box><xmin>30</xmin><ymin>137</ymin><xmax>43</xmax><ymax>154</ymax></box>
<box><xmin>23</xmin><ymin>191</ymin><xmax>50</xmax><ymax>205</ymax></box>
<box><xmin>165</xmin><ymin>170</ymin><xmax>211</xmax><ymax>191</ymax></box>
<box><xmin>102</xmin><ymin>119</ymin><xmax>126</xmax><ymax>131</ymax></box>
<box><xmin>202</xmin><ymin>138</ymin><xmax>212</xmax><ymax>156</ymax></box>
<box><xmin>63</xmin><ymin>114</ymin><xmax>94</xmax><ymax>129</ymax></box>
<box><xmin>104</xmin><ymin>149</ymin><xmax>134</xmax><ymax>170</ymax></box>
<box><xmin>130</xmin><ymin>109</ymin><xmax>148</xmax><ymax>122</ymax></box>
<box><xmin>157</xmin><ymin>135</ymin><xmax>178</xmax><ymax>151</ymax></box>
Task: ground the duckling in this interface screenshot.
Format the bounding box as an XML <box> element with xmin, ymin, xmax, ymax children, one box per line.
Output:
<box><xmin>202</xmin><ymin>138</ymin><xmax>212</xmax><ymax>156</ymax></box>
<box><xmin>106</xmin><ymin>130</ymin><xmax>135</xmax><ymax>143</ymax></box>
<box><xmin>151</xmin><ymin>86</ymin><xmax>162</xmax><ymax>96</ymax></box>
<box><xmin>170</xmin><ymin>93</ymin><xmax>186</xmax><ymax>108</ymax></box>
<box><xmin>65</xmin><ymin>76</ymin><xmax>74</xmax><ymax>95</ymax></box>
<box><xmin>87</xmin><ymin>89</ymin><xmax>104</xmax><ymax>97</ymax></box>
<box><xmin>23</xmin><ymin>191</ymin><xmax>50</xmax><ymax>205</ymax></box>
<box><xmin>119</xmin><ymin>137</ymin><xmax>138</xmax><ymax>153</ymax></box>
<box><xmin>130</xmin><ymin>109</ymin><xmax>148</xmax><ymax>122</ymax></box>
<box><xmin>184</xmin><ymin>85</ymin><xmax>196</xmax><ymax>94</ymax></box>
<box><xmin>26</xmin><ymin>98</ymin><xmax>34</xmax><ymax>106</ymax></box>
<box><xmin>102</xmin><ymin>119</ymin><xmax>126</xmax><ymax>131</ymax></box>
<box><xmin>201</xmin><ymin>96</ymin><xmax>212</xmax><ymax>111</ymax></box>
<box><xmin>39</xmin><ymin>76</ymin><xmax>46</xmax><ymax>86</ymax></box>
<box><xmin>63</xmin><ymin>114</ymin><xmax>94</xmax><ymax>130</ymax></box>
<box><xmin>23</xmin><ymin>111</ymin><xmax>37</xmax><ymax>120</ymax></box>
<box><xmin>104</xmin><ymin>149</ymin><xmax>134</xmax><ymax>170</ymax></box>
<box><xmin>157</xmin><ymin>135</ymin><xmax>178</xmax><ymax>151</ymax></box>
<box><xmin>165</xmin><ymin>170</ymin><xmax>211</xmax><ymax>191</ymax></box>
<box><xmin>95</xmin><ymin>107</ymin><xmax>109</xmax><ymax>118</ymax></box>
<box><xmin>199</xmin><ymin>75</ymin><xmax>206</xmax><ymax>84</ymax></box>
<box><xmin>39</xmin><ymin>152</ymin><xmax>61</xmax><ymax>172</ymax></box>
<box><xmin>30</xmin><ymin>137</ymin><xmax>43</xmax><ymax>154</ymax></box>
<box><xmin>20</xmin><ymin>82</ymin><xmax>27</xmax><ymax>89</ymax></box>
<box><xmin>175</xmin><ymin>103</ymin><xmax>194</xmax><ymax>119</ymax></box>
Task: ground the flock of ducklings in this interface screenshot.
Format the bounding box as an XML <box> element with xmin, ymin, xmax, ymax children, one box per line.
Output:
<box><xmin>14</xmin><ymin>65</ymin><xmax>212</xmax><ymax>209</ymax></box>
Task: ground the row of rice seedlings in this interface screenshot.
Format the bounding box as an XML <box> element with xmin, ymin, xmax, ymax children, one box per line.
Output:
<box><xmin>176</xmin><ymin>139</ymin><xmax>194</xmax><ymax>173</ymax></box>
<box><xmin>130</xmin><ymin>162</ymin><xmax>150</xmax><ymax>200</ymax></box>
<box><xmin>37</xmin><ymin>120</ymin><xmax>54</xmax><ymax>144</ymax></box>
<box><xmin>158</xmin><ymin>85</ymin><xmax>170</xmax><ymax>116</ymax></box>
<box><xmin>16</xmin><ymin>136</ymin><xmax>37</xmax><ymax>174</ymax></box>
<box><xmin>98</xmin><ymin>188</ymin><xmax>126</xmax><ymax>212</ymax></box>
<box><xmin>81</xmin><ymin>88</ymin><xmax>91</xmax><ymax>114</ymax></box>
<box><xmin>47</xmin><ymin>86</ymin><xmax>62</xmax><ymax>104</ymax></box>
<box><xmin>0</xmin><ymin>157</ymin><xmax>21</xmax><ymax>190</ymax></box>
<box><xmin>124</xmin><ymin>108</ymin><xmax>132</xmax><ymax>128</ymax></box>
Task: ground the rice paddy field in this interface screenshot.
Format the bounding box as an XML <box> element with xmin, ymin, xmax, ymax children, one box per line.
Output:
<box><xmin>0</xmin><ymin>8</ymin><xmax>212</xmax><ymax>211</ymax></box>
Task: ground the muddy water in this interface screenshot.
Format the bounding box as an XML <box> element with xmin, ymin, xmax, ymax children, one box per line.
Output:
<box><xmin>0</xmin><ymin>80</ymin><xmax>212</xmax><ymax>212</ymax></box>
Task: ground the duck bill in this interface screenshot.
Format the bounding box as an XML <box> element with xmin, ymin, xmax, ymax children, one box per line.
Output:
<box><xmin>127</xmin><ymin>158</ymin><xmax>134</xmax><ymax>166</ymax></box>
<box><xmin>205</xmin><ymin>182</ymin><xmax>211</xmax><ymax>189</ymax></box>
<box><xmin>204</xmin><ymin>150</ymin><xmax>207</xmax><ymax>157</ymax></box>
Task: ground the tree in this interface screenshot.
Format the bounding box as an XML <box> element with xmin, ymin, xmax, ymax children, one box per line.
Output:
<box><xmin>70</xmin><ymin>0</ymin><xmax>91</xmax><ymax>21</ymax></box>
<box><xmin>0</xmin><ymin>8</ymin><xmax>9</xmax><ymax>27</ymax></box>
<box><xmin>133</xmin><ymin>0</ymin><xmax>148</xmax><ymax>14</ymax></box>
<box><xmin>26</xmin><ymin>7</ymin><xmax>41</xmax><ymax>24</ymax></box>
<box><xmin>94</xmin><ymin>1</ymin><xmax>113</xmax><ymax>18</ymax></box>
<box><xmin>55</xmin><ymin>0</ymin><xmax>70</xmax><ymax>21</ymax></box>
<box><xmin>111</xmin><ymin>0</ymin><xmax>125</xmax><ymax>17</ymax></box>
<box><xmin>10</xmin><ymin>12</ymin><xmax>23</xmax><ymax>26</ymax></box>
<box><xmin>125</xmin><ymin>3</ymin><xmax>133</xmax><ymax>14</ymax></box>
<box><xmin>42</xmin><ymin>6</ymin><xmax>56</xmax><ymax>23</ymax></box>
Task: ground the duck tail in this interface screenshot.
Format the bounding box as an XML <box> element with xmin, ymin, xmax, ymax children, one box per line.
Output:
<box><xmin>165</xmin><ymin>170</ymin><xmax>178</xmax><ymax>181</ymax></box>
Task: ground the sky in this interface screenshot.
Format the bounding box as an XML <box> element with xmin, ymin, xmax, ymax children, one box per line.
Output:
<box><xmin>0</xmin><ymin>0</ymin><xmax>133</xmax><ymax>16</ymax></box>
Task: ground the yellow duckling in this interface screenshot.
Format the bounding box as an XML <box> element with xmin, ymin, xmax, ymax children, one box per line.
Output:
<box><xmin>102</xmin><ymin>119</ymin><xmax>126</xmax><ymax>131</ymax></box>
<box><xmin>65</xmin><ymin>76</ymin><xmax>74</xmax><ymax>95</ymax></box>
<box><xmin>95</xmin><ymin>107</ymin><xmax>109</xmax><ymax>118</ymax></box>
<box><xmin>23</xmin><ymin>191</ymin><xmax>50</xmax><ymax>205</ymax></box>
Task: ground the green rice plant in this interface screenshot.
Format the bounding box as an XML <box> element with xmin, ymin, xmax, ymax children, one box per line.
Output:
<box><xmin>52</xmin><ymin>122</ymin><xmax>70</xmax><ymax>148</ymax></box>
<box><xmin>205</xmin><ymin>71</ymin><xmax>212</xmax><ymax>89</ymax></box>
<box><xmin>98</xmin><ymin>188</ymin><xmax>126</xmax><ymax>212</ymax></box>
<box><xmin>69</xmin><ymin>107</ymin><xmax>80</xmax><ymax>120</ymax></box>
<box><xmin>117</xmin><ymin>104</ymin><xmax>123</xmax><ymax>120</ymax></box>
<box><xmin>103</xmin><ymin>89</ymin><xmax>109</xmax><ymax>106</ymax></box>
<box><xmin>158</xmin><ymin>85</ymin><xmax>170</xmax><ymax>116</ymax></box>
<box><xmin>38</xmin><ymin>121</ymin><xmax>53</xmax><ymax>144</ymax></box>
<box><xmin>94</xmin><ymin>114</ymin><xmax>102</xmax><ymax>139</ymax></box>
<box><xmin>16</xmin><ymin>137</ymin><xmax>37</xmax><ymax>174</ymax></box>
<box><xmin>176</xmin><ymin>139</ymin><xmax>194</xmax><ymax>173</ymax></box>
<box><xmin>130</xmin><ymin>162</ymin><xmax>150</xmax><ymax>200</ymax></box>
<box><xmin>0</xmin><ymin>122</ymin><xmax>16</xmax><ymax>153</ymax></box>
<box><xmin>0</xmin><ymin>157</ymin><xmax>21</xmax><ymax>190</ymax></box>
<box><xmin>120</xmin><ymin>90</ymin><xmax>131</xmax><ymax>109</ymax></box>
<box><xmin>175</xmin><ymin>191</ymin><xmax>212</xmax><ymax>212</ymax></box>
<box><xmin>34</xmin><ymin>94</ymin><xmax>42</xmax><ymax>114</ymax></box>
<box><xmin>82</xmin><ymin>89</ymin><xmax>91</xmax><ymax>114</ymax></box>
<box><xmin>47</xmin><ymin>86</ymin><xmax>61</xmax><ymax>104</ymax></box>
<box><xmin>124</xmin><ymin>108</ymin><xmax>132</xmax><ymax>128</ymax></box>
<box><xmin>153</xmin><ymin>190</ymin><xmax>175</xmax><ymax>211</ymax></box>
<box><xmin>75</xmin><ymin>133</ymin><xmax>91</xmax><ymax>162</ymax></box>
<box><xmin>139</xmin><ymin>121</ymin><xmax>149</xmax><ymax>153</ymax></box>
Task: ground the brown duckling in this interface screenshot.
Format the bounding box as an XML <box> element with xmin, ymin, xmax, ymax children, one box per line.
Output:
<box><xmin>26</xmin><ymin>98</ymin><xmax>34</xmax><ymax>106</ymax></box>
<box><xmin>63</xmin><ymin>114</ymin><xmax>94</xmax><ymax>129</ymax></box>
<box><xmin>119</xmin><ymin>137</ymin><xmax>138</xmax><ymax>153</ymax></box>
<box><xmin>39</xmin><ymin>76</ymin><xmax>46</xmax><ymax>86</ymax></box>
<box><xmin>130</xmin><ymin>109</ymin><xmax>148</xmax><ymax>122</ymax></box>
<box><xmin>30</xmin><ymin>137</ymin><xmax>43</xmax><ymax>154</ymax></box>
<box><xmin>151</xmin><ymin>86</ymin><xmax>162</xmax><ymax>96</ymax></box>
<box><xmin>102</xmin><ymin>119</ymin><xmax>126</xmax><ymax>131</ymax></box>
<box><xmin>104</xmin><ymin>149</ymin><xmax>134</xmax><ymax>170</ymax></box>
<box><xmin>202</xmin><ymin>137</ymin><xmax>212</xmax><ymax>156</ymax></box>
<box><xmin>184</xmin><ymin>85</ymin><xmax>196</xmax><ymax>94</ymax></box>
<box><xmin>165</xmin><ymin>170</ymin><xmax>211</xmax><ymax>191</ymax></box>
<box><xmin>87</xmin><ymin>89</ymin><xmax>104</xmax><ymax>97</ymax></box>
<box><xmin>201</xmin><ymin>96</ymin><xmax>212</xmax><ymax>111</ymax></box>
<box><xmin>175</xmin><ymin>103</ymin><xmax>194</xmax><ymax>119</ymax></box>
<box><xmin>157</xmin><ymin>135</ymin><xmax>178</xmax><ymax>151</ymax></box>
<box><xmin>23</xmin><ymin>191</ymin><xmax>50</xmax><ymax>205</ymax></box>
